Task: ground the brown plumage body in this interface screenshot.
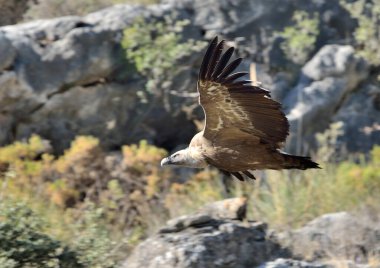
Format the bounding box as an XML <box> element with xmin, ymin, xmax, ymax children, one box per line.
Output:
<box><xmin>161</xmin><ymin>37</ymin><xmax>319</xmax><ymax>181</ymax></box>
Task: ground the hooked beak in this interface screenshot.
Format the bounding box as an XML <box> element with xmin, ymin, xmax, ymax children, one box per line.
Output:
<box><xmin>160</xmin><ymin>157</ymin><xmax>172</xmax><ymax>167</ymax></box>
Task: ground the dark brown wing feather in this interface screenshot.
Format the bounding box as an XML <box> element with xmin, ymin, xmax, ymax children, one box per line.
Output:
<box><xmin>197</xmin><ymin>37</ymin><xmax>289</xmax><ymax>146</ymax></box>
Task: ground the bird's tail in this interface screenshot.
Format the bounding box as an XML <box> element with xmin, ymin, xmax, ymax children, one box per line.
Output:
<box><xmin>281</xmin><ymin>153</ymin><xmax>320</xmax><ymax>170</ymax></box>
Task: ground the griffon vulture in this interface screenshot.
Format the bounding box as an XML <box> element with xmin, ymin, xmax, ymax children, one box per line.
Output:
<box><xmin>160</xmin><ymin>37</ymin><xmax>319</xmax><ymax>181</ymax></box>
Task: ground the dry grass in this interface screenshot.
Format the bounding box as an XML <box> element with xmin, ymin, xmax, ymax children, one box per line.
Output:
<box><xmin>164</xmin><ymin>146</ymin><xmax>380</xmax><ymax>230</ymax></box>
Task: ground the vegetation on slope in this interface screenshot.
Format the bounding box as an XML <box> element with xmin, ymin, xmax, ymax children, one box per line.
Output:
<box><xmin>0</xmin><ymin>133</ymin><xmax>379</xmax><ymax>265</ymax></box>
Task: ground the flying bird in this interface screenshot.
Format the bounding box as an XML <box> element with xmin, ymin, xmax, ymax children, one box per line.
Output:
<box><xmin>160</xmin><ymin>37</ymin><xmax>319</xmax><ymax>181</ymax></box>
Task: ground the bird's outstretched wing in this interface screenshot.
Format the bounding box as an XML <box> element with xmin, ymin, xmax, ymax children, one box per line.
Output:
<box><xmin>197</xmin><ymin>37</ymin><xmax>289</xmax><ymax>146</ymax></box>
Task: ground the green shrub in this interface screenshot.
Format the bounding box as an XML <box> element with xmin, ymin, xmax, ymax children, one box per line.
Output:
<box><xmin>0</xmin><ymin>135</ymin><xmax>173</xmax><ymax>248</ymax></box>
<box><xmin>122</xmin><ymin>17</ymin><xmax>205</xmax><ymax>104</ymax></box>
<box><xmin>340</xmin><ymin>0</ymin><xmax>380</xmax><ymax>66</ymax></box>
<box><xmin>66</xmin><ymin>203</ymin><xmax>120</xmax><ymax>268</ymax></box>
<box><xmin>0</xmin><ymin>199</ymin><xmax>122</xmax><ymax>267</ymax></box>
<box><xmin>0</xmin><ymin>202</ymin><xmax>82</xmax><ymax>268</ymax></box>
<box><xmin>278</xmin><ymin>11</ymin><xmax>319</xmax><ymax>65</ymax></box>
<box><xmin>121</xmin><ymin>17</ymin><xmax>205</xmax><ymax>140</ymax></box>
<box><xmin>315</xmin><ymin>121</ymin><xmax>344</xmax><ymax>162</ymax></box>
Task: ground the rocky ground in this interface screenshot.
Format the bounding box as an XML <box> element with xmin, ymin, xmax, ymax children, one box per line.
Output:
<box><xmin>0</xmin><ymin>0</ymin><xmax>379</xmax><ymax>155</ymax></box>
<box><xmin>122</xmin><ymin>198</ymin><xmax>380</xmax><ymax>268</ymax></box>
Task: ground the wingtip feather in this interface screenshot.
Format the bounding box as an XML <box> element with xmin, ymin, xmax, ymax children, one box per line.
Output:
<box><xmin>199</xmin><ymin>36</ymin><xmax>219</xmax><ymax>81</ymax></box>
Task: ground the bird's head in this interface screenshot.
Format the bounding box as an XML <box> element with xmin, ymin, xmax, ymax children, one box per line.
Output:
<box><xmin>160</xmin><ymin>149</ymin><xmax>188</xmax><ymax>167</ymax></box>
<box><xmin>160</xmin><ymin>148</ymin><xmax>207</xmax><ymax>168</ymax></box>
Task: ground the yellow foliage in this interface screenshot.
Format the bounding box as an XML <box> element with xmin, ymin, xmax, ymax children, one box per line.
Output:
<box><xmin>122</xmin><ymin>140</ymin><xmax>171</xmax><ymax>199</ymax></box>
<box><xmin>123</xmin><ymin>140</ymin><xmax>167</xmax><ymax>169</ymax></box>
<box><xmin>46</xmin><ymin>179</ymin><xmax>79</xmax><ymax>207</ymax></box>
<box><xmin>0</xmin><ymin>134</ymin><xmax>47</xmax><ymax>163</ymax></box>
<box><xmin>0</xmin><ymin>135</ymin><xmax>175</xmax><ymax>241</ymax></box>
<box><xmin>55</xmin><ymin>135</ymin><xmax>101</xmax><ymax>173</ymax></box>
<box><xmin>1</xmin><ymin>133</ymin><xmax>379</xmax><ymax>253</ymax></box>
<box><xmin>0</xmin><ymin>135</ymin><xmax>51</xmax><ymax>190</ymax></box>
<box><xmin>129</xmin><ymin>190</ymin><xmax>143</xmax><ymax>202</ymax></box>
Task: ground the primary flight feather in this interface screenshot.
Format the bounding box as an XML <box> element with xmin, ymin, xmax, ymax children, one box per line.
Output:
<box><xmin>161</xmin><ymin>37</ymin><xmax>319</xmax><ymax>181</ymax></box>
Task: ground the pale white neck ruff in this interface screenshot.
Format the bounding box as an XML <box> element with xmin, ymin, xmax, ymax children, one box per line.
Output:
<box><xmin>184</xmin><ymin>147</ymin><xmax>208</xmax><ymax>168</ymax></box>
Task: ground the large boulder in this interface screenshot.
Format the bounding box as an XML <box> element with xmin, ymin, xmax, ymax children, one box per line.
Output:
<box><xmin>284</xmin><ymin>45</ymin><xmax>369</xmax><ymax>153</ymax></box>
<box><xmin>278</xmin><ymin>212</ymin><xmax>380</xmax><ymax>263</ymax></box>
<box><xmin>0</xmin><ymin>32</ymin><xmax>16</xmax><ymax>70</ymax></box>
<box><xmin>123</xmin><ymin>206</ymin><xmax>380</xmax><ymax>268</ymax></box>
<box><xmin>333</xmin><ymin>82</ymin><xmax>380</xmax><ymax>153</ymax></box>
<box><xmin>259</xmin><ymin>258</ymin><xmax>329</xmax><ymax>268</ymax></box>
<box><xmin>123</xmin><ymin>214</ymin><xmax>288</xmax><ymax>268</ymax></box>
<box><xmin>259</xmin><ymin>258</ymin><xmax>371</xmax><ymax>268</ymax></box>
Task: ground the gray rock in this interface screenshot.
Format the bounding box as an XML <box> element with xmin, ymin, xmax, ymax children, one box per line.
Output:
<box><xmin>161</xmin><ymin>214</ymin><xmax>213</xmax><ymax>233</ymax></box>
<box><xmin>333</xmin><ymin>83</ymin><xmax>380</xmax><ymax>153</ymax></box>
<box><xmin>260</xmin><ymin>258</ymin><xmax>371</xmax><ymax>268</ymax></box>
<box><xmin>124</xmin><ymin>210</ymin><xmax>380</xmax><ymax>268</ymax></box>
<box><xmin>199</xmin><ymin>197</ymin><xmax>248</xmax><ymax>221</ymax></box>
<box><xmin>0</xmin><ymin>32</ymin><xmax>16</xmax><ymax>71</ymax></box>
<box><xmin>0</xmin><ymin>1</ymin><xmax>378</xmax><ymax>157</ymax></box>
<box><xmin>84</xmin><ymin>4</ymin><xmax>170</xmax><ymax>31</ymax></box>
<box><xmin>278</xmin><ymin>212</ymin><xmax>380</xmax><ymax>263</ymax></box>
<box><xmin>302</xmin><ymin>45</ymin><xmax>365</xmax><ymax>82</ymax></box>
<box><xmin>259</xmin><ymin>258</ymin><xmax>330</xmax><ymax>268</ymax></box>
<box><xmin>3</xmin><ymin>19</ymin><xmax>118</xmax><ymax>94</ymax></box>
<box><xmin>284</xmin><ymin>45</ymin><xmax>369</xmax><ymax>153</ymax></box>
<box><xmin>163</xmin><ymin>0</ymin><xmax>355</xmax><ymax>64</ymax></box>
<box><xmin>124</xmin><ymin>217</ymin><xmax>288</xmax><ymax>268</ymax></box>
<box><xmin>15</xmin><ymin>83</ymin><xmax>137</xmax><ymax>153</ymax></box>
<box><xmin>0</xmin><ymin>4</ymin><xmax>202</xmax><ymax>152</ymax></box>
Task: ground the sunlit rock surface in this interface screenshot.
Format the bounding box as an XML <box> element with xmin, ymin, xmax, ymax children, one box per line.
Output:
<box><xmin>123</xmin><ymin>209</ymin><xmax>380</xmax><ymax>268</ymax></box>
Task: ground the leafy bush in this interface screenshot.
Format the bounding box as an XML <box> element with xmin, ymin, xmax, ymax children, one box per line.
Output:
<box><xmin>0</xmin><ymin>134</ymin><xmax>49</xmax><ymax>163</ymax></box>
<box><xmin>121</xmin><ymin>17</ymin><xmax>205</xmax><ymax>139</ymax></box>
<box><xmin>340</xmin><ymin>0</ymin><xmax>380</xmax><ymax>66</ymax></box>
<box><xmin>315</xmin><ymin>121</ymin><xmax>344</xmax><ymax>162</ymax></box>
<box><xmin>0</xmin><ymin>135</ymin><xmax>173</xmax><ymax>243</ymax></box>
<box><xmin>1</xmin><ymin>134</ymin><xmax>379</xmax><ymax>265</ymax></box>
<box><xmin>123</xmin><ymin>140</ymin><xmax>169</xmax><ymax>198</ymax></box>
<box><xmin>0</xmin><ymin>202</ymin><xmax>82</xmax><ymax>268</ymax></box>
<box><xmin>0</xmin><ymin>200</ymin><xmax>122</xmax><ymax>268</ymax></box>
<box><xmin>122</xmin><ymin>17</ymin><xmax>205</xmax><ymax>105</ymax></box>
<box><xmin>66</xmin><ymin>203</ymin><xmax>120</xmax><ymax>268</ymax></box>
<box><xmin>279</xmin><ymin>11</ymin><xmax>319</xmax><ymax>65</ymax></box>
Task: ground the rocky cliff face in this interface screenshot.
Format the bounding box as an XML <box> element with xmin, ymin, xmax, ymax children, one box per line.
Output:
<box><xmin>0</xmin><ymin>4</ymin><xmax>202</xmax><ymax>153</ymax></box>
<box><xmin>0</xmin><ymin>0</ymin><xmax>379</xmax><ymax>154</ymax></box>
